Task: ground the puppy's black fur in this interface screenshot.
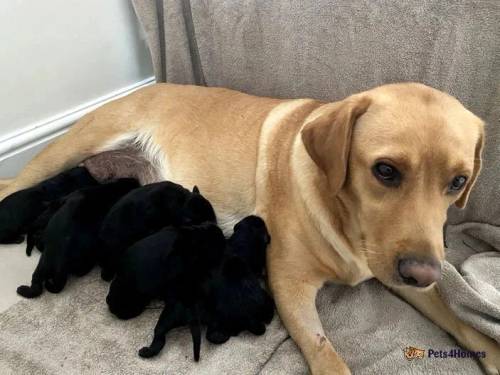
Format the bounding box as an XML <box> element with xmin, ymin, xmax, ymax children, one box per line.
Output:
<box><xmin>106</xmin><ymin>223</ymin><xmax>225</xmax><ymax>361</ymax></box>
<box><xmin>138</xmin><ymin>216</ymin><xmax>273</xmax><ymax>361</ymax></box>
<box><xmin>204</xmin><ymin>215</ymin><xmax>274</xmax><ymax>344</ymax></box>
<box><xmin>0</xmin><ymin>167</ymin><xmax>98</xmax><ymax>244</ymax></box>
<box><xmin>25</xmin><ymin>200</ymin><xmax>65</xmax><ymax>256</ymax></box>
<box><xmin>229</xmin><ymin>215</ymin><xmax>271</xmax><ymax>275</ymax></box>
<box><xmin>17</xmin><ymin>178</ymin><xmax>139</xmax><ymax>298</ymax></box>
<box><xmin>107</xmin><ymin>223</ymin><xmax>224</xmax><ymax>319</ymax></box>
<box><xmin>100</xmin><ymin>181</ymin><xmax>216</xmax><ymax>278</ymax></box>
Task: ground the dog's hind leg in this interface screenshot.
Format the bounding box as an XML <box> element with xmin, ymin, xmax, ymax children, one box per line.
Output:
<box><xmin>0</xmin><ymin>108</ymin><xmax>142</xmax><ymax>201</ymax></box>
<box><xmin>138</xmin><ymin>302</ymin><xmax>186</xmax><ymax>358</ymax></box>
<box><xmin>17</xmin><ymin>261</ymin><xmax>45</xmax><ymax>298</ymax></box>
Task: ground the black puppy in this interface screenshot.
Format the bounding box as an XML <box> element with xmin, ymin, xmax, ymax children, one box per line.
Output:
<box><xmin>106</xmin><ymin>223</ymin><xmax>225</xmax><ymax>361</ymax></box>
<box><xmin>204</xmin><ymin>215</ymin><xmax>274</xmax><ymax>344</ymax></box>
<box><xmin>0</xmin><ymin>167</ymin><xmax>98</xmax><ymax>244</ymax></box>
<box><xmin>230</xmin><ymin>215</ymin><xmax>271</xmax><ymax>275</ymax></box>
<box><xmin>17</xmin><ymin>178</ymin><xmax>139</xmax><ymax>298</ymax></box>
<box><xmin>25</xmin><ymin>200</ymin><xmax>65</xmax><ymax>256</ymax></box>
<box><xmin>107</xmin><ymin>223</ymin><xmax>224</xmax><ymax>319</ymax></box>
<box><xmin>139</xmin><ymin>216</ymin><xmax>273</xmax><ymax>360</ymax></box>
<box><xmin>100</xmin><ymin>181</ymin><xmax>216</xmax><ymax>279</ymax></box>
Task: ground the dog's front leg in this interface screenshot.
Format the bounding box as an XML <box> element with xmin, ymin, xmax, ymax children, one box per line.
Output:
<box><xmin>269</xmin><ymin>264</ymin><xmax>351</xmax><ymax>375</ymax></box>
<box><xmin>394</xmin><ymin>285</ymin><xmax>500</xmax><ymax>374</ymax></box>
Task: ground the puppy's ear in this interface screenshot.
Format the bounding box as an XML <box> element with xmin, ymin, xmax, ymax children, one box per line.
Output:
<box><xmin>233</xmin><ymin>220</ymin><xmax>241</xmax><ymax>233</ymax></box>
<box><xmin>301</xmin><ymin>95</ymin><xmax>371</xmax><ymax>195</ymax></box>
<box><xmin>192</xmin><ymin>186</ymin><xmax>200</xmax><ymax>194</ymax></box>
<box><xmin>455</xmin><ymin>123</ymin><xmax>484</xmax><ymax>208</ymax></box>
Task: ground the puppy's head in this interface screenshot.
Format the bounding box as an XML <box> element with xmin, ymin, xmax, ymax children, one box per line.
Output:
<box><xmin>301</xmin><ymin>83</ymin><xmax>484</xmax><ymax>288</ymax></box>
<box><xmin>230</xmin><ymin>215</ymin><xmax>270</xmax><ymax>273</ymax></box>
<box><xmin>233</xmin><ymin>215</ymin><xmax>271</xmax><ymax>246</ymax></box>
<box><xmin>181</xmin><ymin>186</ymin><xmax>217</xmax><ymax>225</ymax></box>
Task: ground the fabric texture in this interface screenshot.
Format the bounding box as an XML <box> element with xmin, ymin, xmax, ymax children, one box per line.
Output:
<box><xmin>0</xmin><ymin>255</ymin><xmax>484</xmax><ymax>375</ymax></box>
<box><xmin>1</xmin><ymin>0</ymin><xmax>499</xmax><ymax>373</ymax></box>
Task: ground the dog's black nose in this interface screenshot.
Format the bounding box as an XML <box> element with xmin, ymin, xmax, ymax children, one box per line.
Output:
<box><xmin>398</xmin><ymin>257</ymin><xmax>441</xmax><ymax>287</ymax></box>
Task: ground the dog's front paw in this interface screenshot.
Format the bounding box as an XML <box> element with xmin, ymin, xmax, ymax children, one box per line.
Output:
<box><xmin>459</xmin><ymin>326</ymin><xmax>500</xmax><ymax>375</ymax></box>
<box><xmin>479</xmin><ymin>348</ymin><xmax>500</xmax><ymax>375</ymax></box>
<box><xmin>138</xmin><ymin>346</ymin><xmax>157</xmax><ymax>358</ymax></box>
<box><xmin>309</xmin><ymin>336</ymin><xmax>351</xmax><ymax>375</ymax></box>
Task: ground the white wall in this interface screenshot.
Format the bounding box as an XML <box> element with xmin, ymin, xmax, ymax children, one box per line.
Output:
<box><xmin>0</xmin><ymin>0</ymin><xmax>154</xmax><ymax>176</ymax></box>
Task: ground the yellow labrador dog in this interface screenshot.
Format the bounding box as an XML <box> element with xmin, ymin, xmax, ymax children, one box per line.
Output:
<box><xmin>1</xmin><ymin>83</ymin><xmax>499</xmax><ymax>374</ymax></box>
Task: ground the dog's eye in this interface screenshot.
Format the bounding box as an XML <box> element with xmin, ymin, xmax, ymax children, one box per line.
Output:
<box><xmin>372</xmin><ymin>162</ymin><xmax>401</xmax><ymax>187</ymax></box>
<box><xmin>448</xmin><ymin>175</ymin><xmax>467</xmax><ymax>192</ymax></box>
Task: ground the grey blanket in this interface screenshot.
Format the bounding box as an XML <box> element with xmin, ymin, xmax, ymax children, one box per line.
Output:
<box><xmin>0</xmin><ymin>244</ymin><xmax>486</xmax><ymax>375</ymax></box>
<box><xmin>1</xmin><ymin>0</ymin><xmax>499</xmax><ymax>373</ymax></box>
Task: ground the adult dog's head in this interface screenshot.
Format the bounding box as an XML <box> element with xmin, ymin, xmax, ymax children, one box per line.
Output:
<box><xmin>301</xmin><ymin>83</ymin><xmax>484</xmax><ymax>288</ymax></box>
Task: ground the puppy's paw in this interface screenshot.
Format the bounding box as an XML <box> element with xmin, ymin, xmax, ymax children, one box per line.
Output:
<box><xmin>248</xmin><ymin>322</ymin><xmax>266</xmax><ymax>336</ymax></box>
<box><xmin>138</xmin><ymin>346</ymin><xmax>157</xmax><ymax>358</ymax></box>
<box><xmin>206</xmin><ymin>330</ymin><xmax>230</xmax><ymax>345</ymax></box>
<box><xmin>17</xmin><ymin>285</ymin><xmax>42</xmax><ymax>298</ymax></box>
<box><xmin>45</xmin><ymin>280</ymin><xmax>64</xmax><ymax>294</ymax></box>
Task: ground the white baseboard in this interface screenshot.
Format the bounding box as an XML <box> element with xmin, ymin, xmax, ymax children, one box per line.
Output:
<box><xmin>0</xmin><ymin>76</ymin><xmax>156</xmax><ymax>169</ymax></box>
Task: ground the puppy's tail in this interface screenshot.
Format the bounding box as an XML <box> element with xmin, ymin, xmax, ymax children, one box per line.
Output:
<box><xmin>189</xmin><ymin>306</ymin><xmax>202</xmax><ymax>362</ymax></box>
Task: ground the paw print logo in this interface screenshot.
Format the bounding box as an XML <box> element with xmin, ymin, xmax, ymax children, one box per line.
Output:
<box><xmin>403</xmin><ymin>346</ymin><xmax>425</xmax><ymax>360</ymax></box>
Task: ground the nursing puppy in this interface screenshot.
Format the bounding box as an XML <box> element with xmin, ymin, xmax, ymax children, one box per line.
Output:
<box><xmin>17</xmin><ymin>178</ymin><xmax>139</xmax><ymax>298</ymax></box>
<box><xmin>106</xmin><ymin>223</ymin><xmax>225</xmax><ymax>321</ymax></box>
<box><xmin>137</xmin><ymin>224</ymin><xmax>225</xmax><ymax>361</ymax></box>
<box><xmin>0</xmin><ymin>167</ymin><xmax>98</xmax><ymax>244</ymax></box>
<box><xmin>228</xmin><ymin>215</ymin><xmax>271</xmax><ymax>275</ymax></box>
<box><xmin>100</xmin><ymin>181</ymin><xmax>216</xmax><ymax>279</ymax></box>
<box><xmin>204</xmin><ymin>216</ymin><xmax>274</xmax><ymax>344</ymax></box>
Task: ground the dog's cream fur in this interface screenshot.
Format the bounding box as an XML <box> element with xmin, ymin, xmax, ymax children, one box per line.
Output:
<box><xmin>1</xmin><ymin>83</ymin><xmax>499</xmax><ymax>374</ymax></box>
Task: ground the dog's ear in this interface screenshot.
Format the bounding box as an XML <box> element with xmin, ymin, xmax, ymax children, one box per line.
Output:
<box><xmin>192</xmin><ymin>185</ymin><xmax>200</xmax><ymax>194</ymax></box>
<box><xmin>301</xmin><ymin>95</ymin><xmax>371</xmax><ymax>195</ymax></box>
<box><xmin>455</xmin><ymin>123</ymin><xmax>484</xmax><ymax>208</ymax></box>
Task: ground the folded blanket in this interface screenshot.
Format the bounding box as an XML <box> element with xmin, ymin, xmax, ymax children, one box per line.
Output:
<box><xmin>440</xmin><ymin>221</ymin><xmax>500</xmax><ymax>344</ymax></box>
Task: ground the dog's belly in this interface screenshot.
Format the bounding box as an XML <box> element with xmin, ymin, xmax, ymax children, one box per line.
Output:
<box><xmin>83</xmin><ymin>147</ymin><xmax>160</xmax><ymax>185</ymax></box>
<box><xmin>84</xmin><ymin>145</ymin><xmax>254</xmax><ymax>235</ymax></box>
